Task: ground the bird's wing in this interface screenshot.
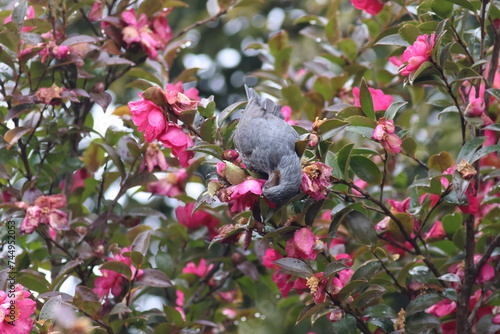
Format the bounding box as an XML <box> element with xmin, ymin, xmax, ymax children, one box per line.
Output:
<box><xmin>235</xmin><ymin>114</ymin><xmax>299</xmax><ymax>173</ymax></box>
<box><xmin>244</xmin><ymin>86</ymin><xmax>284</xmax><ymax>119</ymax></box>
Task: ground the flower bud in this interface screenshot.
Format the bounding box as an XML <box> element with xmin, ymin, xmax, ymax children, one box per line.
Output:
<box><xmin>223</xmin><ymin>149</ymin><xmax>240</xmax><ymax>161</ymax></box>
<box><xmin>308</xmin><ymin>133</ymin><xmax>319</xmax><ymax>147</ymax></box>
<box><xmin>142</xmin><ymin>86</ymin><xmax>168</xmax><ymax>106</ymax></box>
<box><xmin>92</xmin><ymin>82</ymin><xmax>106</xmax><ymax>94</ymax></box>
<box><xmin>312</xmin><ymin>117</ymin><xmax>326</xmax><ymax>132</ymax></box>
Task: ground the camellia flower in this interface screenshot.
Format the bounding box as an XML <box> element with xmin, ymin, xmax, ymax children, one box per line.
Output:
<box><xmin>147</xmin><ymin>169</ymin><xmax>188</xmax><ymax>197</ymax></box>
<box><xmin>93</xmin><ymin>247</ymin><xmax>143</xmax><ymax>298</ymax></box>
<box><xmin>129</xmin><ymin>95</ymin><xmax>167</xmax><ymax>142</ymax></box>
<box><xmin>371</xmin><ymin>117</ymin><xmax>402</xmax><ymax>154</ymax></box>
<box><xmin>121</xmin><ymin>9</ymin><xmax>171</xmax><ymax>60</ymax></box>
<box><xmin>352</xmin><ymin>86</ymin><xmax>393</xmax><ymax>111</ymax></box>
<box><xmin>285</xmin><ymin>228</ymin><xmax>321</xmax><ymax>260</ymax></box>
<box><xmin>175</xmin><ymin>202</ymin><xmax>220</xmax><ymax>238</ymax></box>
<box><xmin>281</xmin><ymin>106</ymin><xmax>296</xmax><ymax>125</ymax></box>
<box><xmin>426</xmin><ymin>299</ymin><xmax>457</xmax><ymax>317</ymax></box>
<box><xmin>142</xmin><ymin>143</ymin><xmax>168</xmax><ymax>172</ymax></box>
<box><xmin>399</xmin><ymin>34</ymin><xmax>435</xmax><ymax>76</ymax></box>
<box><xmin>17</xmin><ymin>194</ymin><xmax>68</xmax><ymax>234</ymax></box>
<box><xmin>301</xmin><ymin>162</ymin><xmax>332</xmax><ymax>200</ymax></box>
<box><xmin>0</xmin><ymin>284</ymin><xmax>36</xmax><ymax>334</ymax></box>
<box><xmin>226</xmin><ymin>178</ymin><xmax>266</xmax><ymax>212</ymax></box>
<box><xmin>182</xmin><ymin>258</ymin><xmax>214</xmax><ymax>277</ymax></box>
<box><xmin>158</xmin><ymin>123</ymin><xmax>195</xmax><ymax>167</ymax></box>
<box><xmin>350</xmin><ymin>0</ymin><xmax>384</xmax><ymax>15</ymax></box>
<box><xmin>59</xmin><ymin>168</ymin><xmax>90</xmax><ymax>192</ymax></box>
<box><xmin>424</xmin><ymin>221</ymin><xmax>446</xmax><ymax>240</ymax></box>
<box><xmin>166</xmin><ymin>82</ymin><xmax>200</xmax><ymax>101</ymax></box>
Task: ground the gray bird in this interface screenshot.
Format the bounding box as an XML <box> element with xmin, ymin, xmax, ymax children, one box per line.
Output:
<box><xmin>233</xmin><ymin>86</ymin><xmax>302</xmax><ymax>206</ymax></box>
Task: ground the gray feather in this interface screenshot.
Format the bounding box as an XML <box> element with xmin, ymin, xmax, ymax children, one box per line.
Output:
<box><xmin>234</xmin><ymin>86</ymin><xmax>302</xmax><ymax>206</ymax></box>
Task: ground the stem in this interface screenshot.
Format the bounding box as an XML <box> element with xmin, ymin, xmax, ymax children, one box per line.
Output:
<box><xmin>455</xmin><ymin>214</ymin><xmax>476</xmax><ymax>334</ymax></box>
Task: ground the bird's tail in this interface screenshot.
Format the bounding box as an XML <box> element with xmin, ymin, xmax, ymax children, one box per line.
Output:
<box><xmin>244</xmin><ymin>85</ymin><xmax>284</xmax><ymax>119</ymax></box>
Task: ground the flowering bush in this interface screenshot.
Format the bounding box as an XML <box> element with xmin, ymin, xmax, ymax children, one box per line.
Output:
<box><xmin>1</xmin><ymin>0</ymin><xmax>500</xmax><ymax>333</ymax></box>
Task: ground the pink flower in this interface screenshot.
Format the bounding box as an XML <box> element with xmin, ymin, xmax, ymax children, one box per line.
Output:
<box><xmin>301</xmin><ymin>162</ymin><xmax>332</xmax><ymax>200</ymax></box>
<box><xmin>93</xmin><ymin>247</ymin><xmax>143</xmax><ymax>298</ymax></box>
<box><xmin>371</xmin><ymin>117</ymin><xmax>402</xmax><ymax>154</ymax></box>
<box><xmin>18</xmin><ymin>194</ymin><xmax>68</xmax><ymax>234</ymax></box>
<box><xmin>147</xmin><ymin>169</ymin><xmax>188</xmax><ymax>197</ymax></box>
<box><xmin>59</xmin><ymin>168</ymin><xmax>90</xmax><ymax>192</ymax></box>
<box><xmin>226</xmin><ymin>179</ymin><xmax>266</xmax><ymax>212</ymax></box>
<box><xmin>158</xmin><ymin>123</ymin><xmax>194</xmax><ymax>167</ymax></box>
<box><xmin>166</xmin><ymin>82</ymin><xmax>200</xmax><ymax>101</ymax></box>
<box><xmin>182</xmin><ymin>258</ymin><xmax>214</xmax><ymax>277</ymax></box>
<box><xmin>151</xmin><ymin>13</ymin><xmax>172</xmax><ymax>50</ymax></box>
<box><xmin>88</xmin><ymin>0</ymin><xmax>104</xmax><ymax>21</ymax></box>
<box><xmin>175</xmin><ymin>202</ymin><xmax>219</xmax><ymax>237</ymax></box>
<box><xmin>128</xmin><ymin>95</ymin><xmax>166</xmax><ymax>142</ymax></box>
<box><xmin>263</xmin><ymin>249</ymin><xmax>283</xmax><ymax>269</ymax></box>
<box><xmin>285</xmin><ymin>228</ymin><xmax>320</xmax><ymax>260</ymax></box>
<box><xmin>5</xmin><ymin>6</ymin><xmax>36</xmax><ymax>32</ymax></box>
<box><xmin>399</xmin><ymin>34</ymin><xmax>435</xmax><ymax>76</ymax></box>
<box><xmin>142</xmin><ymin>143</ymin><xmax>168</xmax><ymax>172</ymax></box>
<box><xmin>352</xmin><ymin>86</ymin><xmax>393</xmax><ymax>111</ymax></box>
<box><xmin>164</xmin><ymin>90</ymin><xmax>198</xmax><ymax>115</ymax></box>
<box><xmin>0</xmin><ymin>284</ymin><xmax>36</xmax><ymax>334</ymax></box>
<box><xmin>350</xmin><ymin>0</ymin><xmax>384</xmax><ymax>15</ymax></box>
<box><xmin>52</xmin><ymin>45</ymin><xmax>70</xmax><ymax>60</ymax></box>
<box><xmin>426</xmin><ymin>299</ymin><xmax>457</xmax><ymax>317</ymax></box>
<box><xmin>424</xmin><ymin>221</ymin><xmax>446</xmax><ymax>240</ymax></box>
<box><xmin>281</xmin><ymin>106</ymin><xmax>296</xmax><ymax>125</ymax></box>
<box><xmin>121</xmin><ymin>9</ymin><xmax>162</xmax><ymax>59</ymax></box>
<box><xmin>465</xmin><ymin>97</ymin><xmax>485</xmax><ymax>117</ymax></box>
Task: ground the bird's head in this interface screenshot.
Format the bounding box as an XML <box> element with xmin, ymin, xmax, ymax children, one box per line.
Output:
<box><xmin>262</xmin><ymin>155</ymin><xmax>302</xmax><ymax>206</ymax></box>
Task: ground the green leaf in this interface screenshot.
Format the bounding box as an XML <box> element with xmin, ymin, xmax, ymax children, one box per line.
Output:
<box><xmin>399</xmin><ymin>24</ymin><xmax>421</xmax><ymax>44</ymax></box>
<box><xmin>428</xmin><ymin>151</ymin><xmax>453</xmax><ymax>172</ymax></box>
<box><xmin>100</xmin><ymin>260</ymin><xmax>133</xmax><ymax>279</ymax></box>
<box><xmin>345</xmin><ymin>210</ymin><xmax>378</xmax><ymax>247</ymax></box>
<box><xmin>282</xmin><ymin>84</ymin><xmax>304</xmax><ymax>111</ymax></box>
<box><xmin>188</xmin><ymin>141</ymin><xmax>224</xmax><ymax>160</ymax></box>
<box><xmin>217</xmin><ymin>100</ymin><xmax>247</xmax><ymax>126</ymax></box>
<box><xmin>337</xmin><ymin>143</ymin><xmax>354</xmax><ymax>181</ymax></box>
<box><xmin>351</xmin><ymin>260</ymin><xmax>382</xmax><ymax>281</ymax></box>
<box><xmin>317</xmin><ymin>119</ymin><xmax>349</xmax><ymax>140</ymax></box>
<box><xmin>408</xmin><ymin>61</ymin><xmax>434</xmax><ymax>84</ymax></box>
<box><xmin>442</xmin><ymin>212</ymin><xmax>462</xmax><ymax>235</ymax></box>
<box><xmin>268</xmin><ymin>30</ymin><xmax>289</xmax><ymax>57</ymax></box>
<box><xmin>457</xmin><ymin>137</ymin><xmax>486</xmax><ymax>163</ymax></box>
<box><xmin>388</xmin><ymin>212</ymin><xmax>414</xmax><ymax>243</ymax></box>
<box><xmin>337</xmin><ymin>38</ymin><xmax>358</xmax><ymax>62</ymax></box>
<box><xmin>95</xmin><ymin>142</ymin><xmax>126</xmax><ymax>180</ymax></box>
<box><xmin>197</xmin><ymin>100</ymin><xmax>216</xmax><ymax>118</ymax></box>
<box><xmin>431</xmin><ymin>0</ymin><xmax>454</xmax><ymax>18</ymax></box>
<box><xmin>363</xmin><ymin>304</ymin><xmax>397</xmax><ymax>319</ymax></box>
<box><xmin>405</xmin><ymin>292</ymin><xmax>443</xmax><ymax>315</ymax></box>
<box><xmin>329</xmin><ymin>202</ymin><xmax>363</xmax><ymax>238</ymax></box>
<box><xmin>375</xmin><ymin>34</ymin><xmax>410</xmax><ymax>47</ymax></box>
<box><xmin>39</xmin><ymin>296</ymin><xmax>62</xmax><ymax>321</ymax></box>
<box><xmin>406</xmin><ymin>312</ymin><xmax>441</xmax><ymax>332</ymax></box>
<box><xmin>130</xmin><ymin>230</ymin><xmax>151</xmax><ymax>267</ymax></box>
<box><xmin>349</xmin><ymin>284</ymin><xmax>386</xmax><ymax>311</ymax></box>
<box><xmin>273</xmin><ymin>258</ymin><xmax>314</xmax><ymax>278</ymax></box>
<box><xmin>359</xmin><ymin>79</ymin><xmax>375</xmax><ymax>119</ymax></box>
<box><xmin>200</xmin><ymin>116</ymin><xmax>216</xmax><ymax>143</ymax></box>
<box><xmin>127</xmin><ymin>68</ymin><xmax>163</xmax><ymax>87</ymax></box>
<box><xmin>345</xmin><ymin>115</ymin><xmax>377</xmax><ymax>139</ymax></box>
<box><xmin>443</xmin><ymin>0</ymin><xmax>475</xmax><ymax>11</ymax></box>
<box><xmin>296</xmin><ymin>302</ymin><xmax>334</xmax><ymax>325</ymax></box>
<box><xmin>402</xmin><ymin>136</ymin><xmax>417</xmax><ymax>156</ymax></box>
<box><xmin>324</xmin><ymin>261</ymin><xmax>351</xmax><ymax>278</ymax></box>
<box><xmin>350</xmin><ymin>155</ymin><xmax>382</xmax><ymax>184</ymax></box>
<box><xmin>384</xmin><ymin>101</ymin><xmax>407</xmax><ymax>120</ymax></box>
<box><xmin>135</xmin><ymin>268</ymin><xmax>172</xmax><ymax>287</ymax></box>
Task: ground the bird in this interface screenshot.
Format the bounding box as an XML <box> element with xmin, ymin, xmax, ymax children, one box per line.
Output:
<box><xmin>233</xmin><ymin>86</ymin><xmax>302</xmax><ymax>206</ymax></box>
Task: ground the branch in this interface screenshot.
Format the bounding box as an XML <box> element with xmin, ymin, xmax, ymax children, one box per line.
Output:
<box><xmin>171</xmin><ymin>4</ymin><xmax>235</xmax><ymax>41</ymax></box>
